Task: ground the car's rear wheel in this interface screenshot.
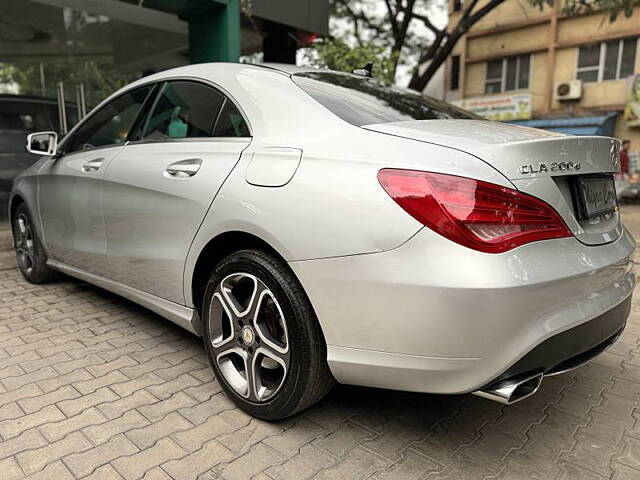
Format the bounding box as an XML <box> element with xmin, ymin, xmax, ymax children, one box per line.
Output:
<box><xmin>202</xmin><ymin>249</ymin><xmax>334</xmax><ymax>419</ymax></box>
<box><xmin>12</xmin><ymin>203</ymin><xmax>57</xmax><ymax>284</ymax></box>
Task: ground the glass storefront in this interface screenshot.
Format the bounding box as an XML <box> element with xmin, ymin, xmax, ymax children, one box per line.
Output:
<box><xmin>0</xmin><ymin>0</ymin><xmax>190</xmax><ymax>222</ymax></box>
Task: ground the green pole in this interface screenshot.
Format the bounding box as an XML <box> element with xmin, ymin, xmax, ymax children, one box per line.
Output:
<box><xmin>188</xmin><ymin>0</ymin><xmax>240</xmax><ymax>63</ymax></box>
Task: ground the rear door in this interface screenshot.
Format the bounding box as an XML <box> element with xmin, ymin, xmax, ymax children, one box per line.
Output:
<box><xmin>37</xmin><ymin>85</ymin><xmax>154</xmax><ymax>275</ymax></box>
<box><xmin>102</xmin><ymin>80</ymin><xmax>251</xmax><ymax>304</ymax></box>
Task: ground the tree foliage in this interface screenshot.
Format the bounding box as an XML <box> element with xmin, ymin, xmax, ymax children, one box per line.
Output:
<box><xmin>531</xmin><ymin>0</ymin><xmax>640</xmax><ymax>22</ymax></box>
<box><xmin>306</xmin><ymin>38</ymin><xmax>399</xmax><ymax>84</ymax></box>
<box><xmin>320</xmin><ymin>0</ymin><xmax>638</xmax><ymax>91</ymax></box>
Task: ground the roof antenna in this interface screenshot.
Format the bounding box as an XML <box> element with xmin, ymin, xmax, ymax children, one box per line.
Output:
<box><xmin>353</xmin><ymin>62</ymin><xmax>374</xmax><ymax>78</ymax></box>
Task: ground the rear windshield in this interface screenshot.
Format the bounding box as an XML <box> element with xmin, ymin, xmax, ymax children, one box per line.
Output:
<box><xmin>292</xmin><ymin>71</ymin><xmax>483</xmax><ymax>127</ymax></box>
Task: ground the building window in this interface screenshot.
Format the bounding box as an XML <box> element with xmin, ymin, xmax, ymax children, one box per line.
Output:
<box><xmin>450</xmin><ymin>55</ymin><xmax>460</xmax><ymax>91</ymax></box>
<box><xmin>484</xmin><ymin>54</ymin><xmax>531</xmax><ymax>94</ymax></box>
<box><xmin>577</xmin><ymin>38</ymin><xmax>638</xmax><ymax>83</ymax></box>
<box><xmin>453</xmin><ymin>0</ymin><xmax>463</xmax><ymax>12</ymax></box>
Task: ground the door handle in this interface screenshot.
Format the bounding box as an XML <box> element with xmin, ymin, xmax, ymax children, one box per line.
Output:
<box><xmin>82</xmin><ymin>158</ymin><xmax>104</xmax><ymax>173</ymax></box>
<box><xmin>165</xmin><ymin>158</ymin><xmax>202</xmax><ymax>178</ymax></box>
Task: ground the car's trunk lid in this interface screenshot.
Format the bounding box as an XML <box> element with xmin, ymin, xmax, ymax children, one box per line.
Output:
<box><xmin>364</xmin><ymin>119</ymin><xmax>622</xmax><ymax>246</ymax></box>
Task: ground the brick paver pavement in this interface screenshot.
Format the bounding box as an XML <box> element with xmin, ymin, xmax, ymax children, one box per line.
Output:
<box><xmin>1</xmin><ymin>208</ymin><xmax>640</xmax><ymax>480</ymax></box>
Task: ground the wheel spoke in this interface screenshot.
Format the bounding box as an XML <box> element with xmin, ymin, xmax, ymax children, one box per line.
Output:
<box><xmin>246</xmin><ymin>280</ymin><xmax>269</xmax><ymax>320</ymax></box>
<box><xmin>216</xmin><ymin>347</ymin><xmax>250</xmax><ymax>399</ymax></box>
<box><xmin>17</xmin><ymin>216</ymin><xmax>27</xmax><ymax>236</ymax></box>
<box><xmin>208</xmin><ymin>291</ymin><xmax>238</xmax><ymax>348</ymax></box>
<box><xmin>252</xmin><ymin>346</ymin><xmax>288</xmax><ymax>401</ymax></box>
<box><xmin>245</xmin><ymin>349</ymin><xmax>259</xmax><ymax>401</ymax></box>
<box><xmin>212</xmin><ymin>334</ymin><xmax>239</xmax><ymax>358</ymax></box>
<box><xmin>253</xmin><ymin>290</ymin><xmax>289</xmax><ymax>355</ymax></box>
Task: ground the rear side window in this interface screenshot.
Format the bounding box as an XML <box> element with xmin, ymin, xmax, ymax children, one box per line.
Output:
<box><xmin>293</xmin><ymin>71</ymin><xmax>483</xmax><ymax>126</ymax></box>
<box><xmin>142</xmin><ymin>81</ymin><xmax>225</xmax><ymax>140</ymax></box>
<box><xmin>213</xmin><ymin>99</ymin><xmax>250</xmax><ymax>137</ymax></box>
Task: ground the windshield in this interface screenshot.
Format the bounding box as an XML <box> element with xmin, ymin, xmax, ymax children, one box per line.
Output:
<box><xmin>292</xmin><ymin>71</ymin><xmax>483</xmax><ymax>127</ymax></box>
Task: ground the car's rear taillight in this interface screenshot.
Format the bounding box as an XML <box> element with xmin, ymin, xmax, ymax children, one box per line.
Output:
<box><xmin>378</xmin><ymin>169</ymin><xmax>572</xmax><ymax>253</ymax></box>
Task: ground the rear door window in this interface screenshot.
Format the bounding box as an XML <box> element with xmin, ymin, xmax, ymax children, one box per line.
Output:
<box><xmin>213</xmin><ymin>99</ymin><xmax>250</xmax><ymax>137</ymax></box>
<box><xmin>141</xmin><ymin>81</ymin><xmax>225</xmax><ymax>140</ymax></box>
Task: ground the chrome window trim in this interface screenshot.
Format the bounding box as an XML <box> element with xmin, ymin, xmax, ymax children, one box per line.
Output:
<box><xmin>56</xmin><ymin>142</ymin><xmax>128</xmax><ymax>159</ymax></box>
<box><xmin>59</xmin><ymin>75</ymin><xmax>254</xmax><ymax>154</ymax></box>
<box><xmin>125</xmin><ymin>137</ymin><xmax>251</xmax><ymax>147</ymax></box>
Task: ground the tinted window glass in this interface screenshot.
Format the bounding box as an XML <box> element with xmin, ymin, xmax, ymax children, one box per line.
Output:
<box><xmin>620</xmin><ymin>38</ymin><xmax>637</xmax><ymax>78</ymax></box>
<box><xmin>578</xmin><ymin>44</ymin><xmax>600</xmax><ymax>68</ymax></box>
<box><xmin>293</xmin><ymin>72</ymin><xmax>482</xmax><ymax>127</ymax></box>
<box><xmin>69</xmin><ymin>86</ymin><xmax>151</xmax><ymax>153</ymax></box>
<box><xmin>577</xmin><ymin>70</ymin><xmax>599</xmax><ymax>83</ymax></box>
<box><xmin>142</xmin><ymin>81</ymin><xmax>224</xmax><ymax>140</ymax></box>
<box><xmin>486</xmin><ymin>60</ymin><xmax>503</xmax><ymax>81</ymax></box>
<box><xmin>127</xmin><ymin>84</ymin><xmax>160</xmax><ymax>142</ymax></box>
<box><xmin>505</xmin><ymin>58</ymin><xmax>517</xmax><ymax>91</ymax></box>
<box><xmin>213</xmin><ymin>99</ymin><xmax>250</xmax><ymax>137</ymax></box>
<box><xmin>518</xmin><ymin>54</ymin><xmax>530</xmax><ymax>89</ymax></box>
<box><xmin>450</xmin><ymin>55</ymin><xmax>460</xmax><ymax>91</ymax></box>
<box><xmin>603</xmin><ymin>40</ymin><xmax>620</xmax><ymax>80</ymax></box>
<box><xmin>484</xmin><ymin>81</ymin><xmax>502</xmax><ymax>94</ymax></box>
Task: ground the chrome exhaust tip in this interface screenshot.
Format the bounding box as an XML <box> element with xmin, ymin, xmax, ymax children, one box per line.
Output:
<box><xmin>472</xmin><ymin>372</ymin><xmax>543</xmax><ymax>405</ymax></box>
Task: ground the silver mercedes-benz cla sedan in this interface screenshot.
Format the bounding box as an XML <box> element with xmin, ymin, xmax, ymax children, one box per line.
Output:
<box><xmin>10</xmin><ymin>63</ymin><xmax>635</xmax><ymax>419</ymax></box>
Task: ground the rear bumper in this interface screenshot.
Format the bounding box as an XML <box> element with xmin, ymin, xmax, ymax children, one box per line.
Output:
<box><xmin>491</xmin><ymin>295</ymin><xmax>629</xmax><ymax>383</ymax></box>
<box><xmin>290</xmin><ymin>225</ymin><xmax>635</xmax><ymax>394</ymax></box>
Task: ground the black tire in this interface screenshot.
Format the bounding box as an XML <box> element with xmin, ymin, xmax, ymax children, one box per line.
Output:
<box><xmin>12</xmin><ymin>203</ymin><xmax>58</xmax><ymax>284</ymax></box>
<box><xmin>202</xmin><ymin>249</ymin><xmax>334</xmax><ymax>420</ymax></box>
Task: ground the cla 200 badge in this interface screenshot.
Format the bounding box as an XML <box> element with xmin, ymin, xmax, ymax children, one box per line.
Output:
<box><xmin>519</xmin><ymin>162</ymin><xmax>582</xmax><ymax>175</ymax></box>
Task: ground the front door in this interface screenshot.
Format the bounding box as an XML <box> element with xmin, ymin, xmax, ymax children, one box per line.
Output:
<box><xmin>38</xmin><ymin>85</ymin><xmax>154</xmax><ymax>275</ymax></box>
<box><xmin>102</xmin><ymin>80</ymin><xmax>251</xmax><ymax>304</ymax></box>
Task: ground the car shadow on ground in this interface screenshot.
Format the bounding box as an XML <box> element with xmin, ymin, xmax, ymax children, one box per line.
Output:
<box><xmin>56</xmin><ymin>270</ymin><xmax>634</xmax><ymax>478</ymax></box>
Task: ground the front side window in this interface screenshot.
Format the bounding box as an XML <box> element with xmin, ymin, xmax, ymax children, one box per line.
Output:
<box><xmin>293</xmin><ymin>72</ymin><xmax>482</xmax><ymax>127</ymax></box>
<box><xmin>577</xmin><ymin>38</ymin><xmax>638</xmax><ymax>83</ymax></box>
<box><xmin>141</xmin><ymin>81</ymin><xmax>225</xmax><ymax>140</ymax></box>
<box><xmin>484</xmin><ymin>55</ymin><xmax>530</xmax><ymax>94</ymax></box>
<box><xmin>68</xmin><ymin>86</ymin><xmax>152</xmax><ymax>153</ymax></box>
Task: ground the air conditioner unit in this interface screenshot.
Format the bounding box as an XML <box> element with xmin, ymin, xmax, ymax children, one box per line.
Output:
<box><xmin>554</xmin><ymin>80</ymin><xmax>583</xmax><ymax>101</ymax></box>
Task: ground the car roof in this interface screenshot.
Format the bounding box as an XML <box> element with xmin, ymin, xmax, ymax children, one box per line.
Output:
<box><xmin>250</xmin><ymin>63</ymin><xmax>321</xmax><ymax>75</ymax></box>
<box><xmin>135</xmin><ymin>62</ymin><xmax>333</xmax><ymax>85</ymax></box>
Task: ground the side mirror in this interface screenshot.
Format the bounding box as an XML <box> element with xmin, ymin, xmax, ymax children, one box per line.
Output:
<box><xmin>26</xmin><ymin>131</ymin><xmax>58</xmax><ymax>156</ymax></box>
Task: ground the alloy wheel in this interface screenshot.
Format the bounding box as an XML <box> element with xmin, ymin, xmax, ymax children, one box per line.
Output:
<box><xmin>208</xmin><ymin>272</ymin><xmax>290</xmax><ymax>402</ymax></box>
<box><xmin>15</xmin><ymin>213</ymin><xmax>35</xmax><ymax>276</ymax></box>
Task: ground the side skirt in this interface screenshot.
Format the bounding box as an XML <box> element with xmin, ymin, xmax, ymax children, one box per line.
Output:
<box><xmin>47</xmin><ymin>260</ymin><xmax>201</xmax><ymax>336</ymax></box>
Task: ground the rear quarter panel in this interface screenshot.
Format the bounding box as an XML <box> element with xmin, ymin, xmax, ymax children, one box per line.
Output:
<box><xmin>183</xmin><ymin>126</ymin><xmax>514</xmax><ymax>307</ymax></box>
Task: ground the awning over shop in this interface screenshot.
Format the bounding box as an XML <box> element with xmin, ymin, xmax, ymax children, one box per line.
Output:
<box><xmin>509</xmin><ymin>112</ymin><xmax>618</xmax><ymax>136</ymax></box>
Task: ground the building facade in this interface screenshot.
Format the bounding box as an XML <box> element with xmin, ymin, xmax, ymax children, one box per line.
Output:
<box><xmin>444</xmin><ymin>1</ymin><xmax>640</xmax><ymax>145</ymax></box>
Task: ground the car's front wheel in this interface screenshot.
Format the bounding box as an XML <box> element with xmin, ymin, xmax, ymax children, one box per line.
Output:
<box><xmin>12</xmin><ymin>203</ymin><xmax>57</xmax><ymax>284</ymax></box>
<box><xmin>202</xmin><ymin>249</ymin><xmax>334</xmax><ymax>419</ymax></box>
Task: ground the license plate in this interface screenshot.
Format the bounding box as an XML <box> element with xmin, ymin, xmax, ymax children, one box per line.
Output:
<box><xmin>577</xmin><ymin>177</ymin><xmax>617</xmax><ymax>218</ymax></box>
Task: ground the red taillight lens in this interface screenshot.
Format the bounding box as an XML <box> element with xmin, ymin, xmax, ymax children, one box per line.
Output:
<box><xmin>378</xmin><ymin>169</ymin><xmax>572</xmax><ymax>253</ymax></box>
